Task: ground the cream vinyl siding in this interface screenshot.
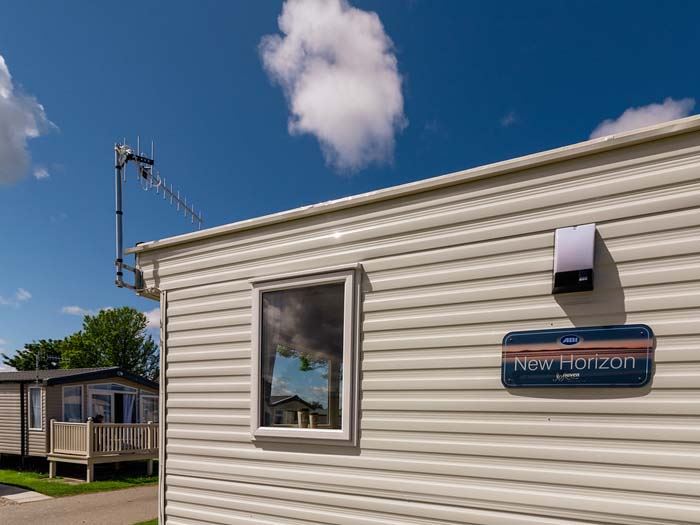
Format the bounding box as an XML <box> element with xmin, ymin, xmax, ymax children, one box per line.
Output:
<box><xmin>137</xmin><ymin>127</ymin><xmax>700</xmax><ymax>525</ymax></box>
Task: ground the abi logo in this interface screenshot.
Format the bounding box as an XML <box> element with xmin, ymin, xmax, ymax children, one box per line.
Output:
<box><xmin>559</xmin><ymin>335</ymin><xmax>581</xmax><ymax>346</ymax></box>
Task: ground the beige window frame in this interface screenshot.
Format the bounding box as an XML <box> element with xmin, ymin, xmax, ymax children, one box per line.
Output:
<box><xmin>28</xmin><ymin>386</ymin><xmax>42</xmax><ymax>431</ymax></box>
<box><xmin>250</xmin><ymin>267</ymin><xmax>359</xmax><ymax>444</ymax></box>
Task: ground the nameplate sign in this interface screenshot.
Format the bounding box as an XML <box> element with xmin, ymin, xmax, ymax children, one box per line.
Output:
<box><xmin>502</xmin><ymin>325</ymin><xmax>654</xmax><ymax>387</ymax></box>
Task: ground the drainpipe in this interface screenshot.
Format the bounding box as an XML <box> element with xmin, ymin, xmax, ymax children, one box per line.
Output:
<box><xmin>19</xmin><ymin>382</ymin><xmax>26</xmax><ymax>465</ymax></box>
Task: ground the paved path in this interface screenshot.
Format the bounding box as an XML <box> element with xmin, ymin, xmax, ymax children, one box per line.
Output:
<box><xmin>0</xmin><ymin>483</ymin><xmax>53</xmax><ymax>503</ymax></box>
<box><xmin>0</xmin><ymin>485</ymin><xmax>157</xmax><ymax>525</ymax></box>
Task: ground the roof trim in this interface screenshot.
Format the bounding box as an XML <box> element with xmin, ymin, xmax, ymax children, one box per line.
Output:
<box><xmin>127</xmin><ymin>114</ymin><xmax>700</xmax><ymax>255</ymax></box>
<box><xmin>0</xmin><ymin>367</ymin><xmax>158</xmax><ymax>389</ymax></box>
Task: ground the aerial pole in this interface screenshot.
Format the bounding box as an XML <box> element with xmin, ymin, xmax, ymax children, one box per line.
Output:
<box><xmin>115</xmin><ymin>145</ymin><xmax>125</xmax><ymax>288</ymax></box>
<box><xmin>114</xmin><ymin>140</ymin><xmax>203</xmax><ymax>291</ymax></box>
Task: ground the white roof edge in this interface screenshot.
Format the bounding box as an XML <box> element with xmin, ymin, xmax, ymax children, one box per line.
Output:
<box><xmin>128</xmin><ymin>114</ymin><xmax>700</xmax><ymax>254</ymax></box>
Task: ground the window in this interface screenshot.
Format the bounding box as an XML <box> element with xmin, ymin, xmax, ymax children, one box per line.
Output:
<box><xmin>251</xmin><ymin>269</ymin><xmax>357</xmax><ymax>442</ymax></box>
<box><xmin>90</xmin><ymin>393</ymin><xmax>112</xmax><ymax>422</ymax></box>
<box><xmin>140</xmin><ymin>395</ymin><xmax>159</xmax><ymax>423</ymax></box>
<box><xmin>87</xmin><ymin>383</ymin><xmax>138</xmax><ymax>423</ymax></box>
<box><xmin>29</xmin><ymin>387</ymin><xmax>42</xmax><ymax>430</ymax></box>
<box><xmin>62</xmin><ymin>385</ymin><xmax>83</xmax><ymax>422</ymax></box>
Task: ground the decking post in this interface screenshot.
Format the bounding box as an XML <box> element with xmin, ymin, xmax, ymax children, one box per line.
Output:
<box><xmin>50</xmin><ymin>418</ymin><xmax>56</xmax><ymax>454</ymax></box>
<box><xmin>86</xmin><ymin>462</ymin><xmax>94</xmax><ymax>483</ymax></box>
<box><xmin>86</xmin><ymin>417</ymin><xmax>94</xmax><ymax>459</ymax></box>
<box><xmin>147</xmin><ymin>459</ymin><xmax>154</xmax><ymax>476</ymax></box>
<box><xmin>49</xmin><ymin>460</ymin><xmax>56</xmax><ymax>479</ymax></box>
<box><xmin>147</xmin><ymin>420</ymin><xmax>153</xmax><ymax>451</ymax></box>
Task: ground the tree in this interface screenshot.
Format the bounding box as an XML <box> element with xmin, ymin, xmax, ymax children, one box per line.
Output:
<box><xmin>61</xmin><ymin>307</ymin><xmax>159</xmax><ymax>380</ymax></box>
<box><xmin>2</xmin><ymin>339</ymin><xmax>63</xmax><ymax>371</ymax></box>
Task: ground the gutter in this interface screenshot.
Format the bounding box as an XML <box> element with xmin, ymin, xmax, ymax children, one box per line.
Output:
<box><xmin>126</xmin><ymin>114</ymin><xmax>700</xmax><ymax>255</ymax></box>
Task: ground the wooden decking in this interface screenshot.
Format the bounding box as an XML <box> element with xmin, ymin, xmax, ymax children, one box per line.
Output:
<box><xmin>48</xmin><ymin>418</ymin><xmax>158</xmax><ymax>481</ymax></box>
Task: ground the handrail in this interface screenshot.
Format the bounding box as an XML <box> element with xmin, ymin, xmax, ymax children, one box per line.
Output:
<box><xmin>50</xmin><ymin>419</ymin><xmax>158</xmax><ymax>458</ymax></box>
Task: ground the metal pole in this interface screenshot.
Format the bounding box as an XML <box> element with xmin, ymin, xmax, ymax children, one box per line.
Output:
<box><xmin>115</xmin><ymin>146</ymin><xmax>124</xmax><ymax>288</ymax></box>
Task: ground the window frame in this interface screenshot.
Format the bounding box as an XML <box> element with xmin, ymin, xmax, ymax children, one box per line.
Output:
<box><xmin>28</xmin><ymin>386</ymin><xmax>43</xmax><ymax>431</ymax></box>
<box><xmin>250</xmin><ymin>268</ymin><xmax>359</xmax><ymax>444</ymax></box>
<box><xmin>140</xmin><ymin>393</ymin><xmax>159</xmax><ymax>423</ymax></box>
<box><xmin>61</xmin><ymin>384</ymin><xmax>83</xmax><ymax>422</ymax></box>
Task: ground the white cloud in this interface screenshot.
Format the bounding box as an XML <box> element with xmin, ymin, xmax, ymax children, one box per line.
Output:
<box><xmin>500</xmin><ymin>111</ymin><xmax>516</xmax><ymax>128</ymax></box>
<box><xmin>33</xmin><ymin>166</ymin><xmax>49</xmax><ymax>179</ymax></box>
<box><xmin>260</xmin><ymin>0</ymin><xmax>406</xmax><ymax>171</ymax></box>
<box><xmin>61</xmin><ymin>305</ymin><xmax>93</xmax><ymax>316</ymax></box>
<box><xmin>590</xmin><ymin>97</ymin><xmax>696</xmax><ymax>139</ymax></box>
<box><xmin>144</xmin><ymin>307</ymin><xmax>160</xmax><ymax>329</ymax></box>
<box><xmin>0</xmin><ymin>54</ymin><xmax>53</xmax><ymax>184</ymax></box>
<box><xmin>0</xmin><ymin>338</ymin><xmax>7</xmax><ymax>345</ymax></box>
<box><xmin>0</xmin><ymin>364</ymin><xmax>16</xmax><ymax>372</ymax></box>
<box><xmin>0</xmin><ymin>288</ymin><xmax>31</xmax><ymax>306</ymax></box>
<box><xmin>15</xmin><ymin>288</ymin><xmax>31</xmax><ymax>302</ymax></box>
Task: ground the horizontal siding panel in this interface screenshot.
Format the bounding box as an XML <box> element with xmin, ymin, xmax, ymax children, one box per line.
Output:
<box><xmin>362</xmin><ymin>310</ymin><xmax>699</xmax><ymax>351</ymax></box>
<box><xmin>167</xmin><ymin>394</ymin><xmax>250</xmax><ymax>410</ymax></box>
<box><xmin>167</xmin><ymin>328</ymin><xmax>251</xmax><ymax>348</ymax></box>
<box><xmin>168</xmin><ymin>344</ymin><xmax>250</xmax><ymax>363</ymax></box>
<box><xmin>362</xmin><ymin>208</ymin><xmax>700</xmax><ymax>274</ymax></box>
<box><xmin>164</xmin><ymin>474</ymin><xmax>659</xmax><ymax>525</ymax></box>
<box><xmin>168</xmin><ymin>295</ymin><xmax>252</xmax><ymax>317</ymax></box>
<box><xmin>167</xmin><ymin>412</ymin><xmax>248</xmax><ymax>426</ymax></box>
<box><xmin>145</xmin><ymin>184</ymin><xmax>700</xmax><ymax>290</ymax></box>
<box><xmin>364</xmin><ymin>255</ymin><xmax>700</xmax><ymax>310</ymax></box>
<box><xmin>168</xmin><ymin>311</ymin><xmax>251</xmax><ymax>332</ymax></box>
<box><xmin>146</xmin><ymin>161</ymin><xmax>700</xmax><ymax>280</ymax></box>
<box><xmin>165</xmin><ymin>457</ymin><xmax>700</xmax><ymax>524</ymax></box>
<box><xmin>167</xmin><ymin>379</ymin><xmax>250</xmax><ymax>394</ymax></box>
<box><xmin>361</xmin><ymin>432</ymin><xmax>700</xmax><ymax>469</ymax></box>
<box><xmin>361</xmin><ymin>390</ymin><xmax>700</xmax><ymax>415</ymax></box>
<box><xmin>0</xmin><ymin>384</ymin><xmax>21</xmax><ymax>454</ymax></box>
<box><xmin>165</xmin><ymin>487</ymin><xmax>543</xmax><ymax>525</ymax></box>
<box><xmin>168</xmin><ymin>427</ymin><xmax>251</xmax><ymax>443</ymax></box>
<box><xmin>361</xmin><ymin>412</ymin><xmax>700</xmax><ymax>442</ymax></box>
<box><xmin>167</xmin><ymin>363</ymin><xmax>250</xmax><ymax>378</ymax></box>
<box><xmin>363</xmin><ymin>284</ymin><xmax>700</xmax><ymax>332</ymax></box>
<box><xmin>163</xmin><ymin>447</ymin><xmax>700</xmax><ymax>498</ymax></box>
<box><xmin>138</xmin><ymin>145</ymin><xmax>700</xmax><ymax>266</ymax></box>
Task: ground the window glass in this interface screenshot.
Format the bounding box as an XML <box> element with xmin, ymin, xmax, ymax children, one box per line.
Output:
<box><xmin>140</xmin><ymin>395</ymin><xmax>159</xmax><ymax>423</ymax></box>
<box><xmin>261</xmin><ymin>282</ymin><xmax>344</xmax><ymax>429</ymax></box>
<box><xmin>63</xmin><ymin>386</ymin><xmax>82</xmax><ymax>422</ymax></box>
<box><xmin>29</xmin><ymin>387</ymin><xmax>42</xmax><ymax>429</ymax></box>
<box><xmin>90</xmin><ymin>393</ymin><xmax>112</xmax><ymax>422</ymax></box>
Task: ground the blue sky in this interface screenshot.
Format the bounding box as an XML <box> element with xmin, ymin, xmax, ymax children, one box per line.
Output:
<box><xmin>0</xmin><ymin>0</ymin><xmax>698</xmax><ymax>359</ymax></box>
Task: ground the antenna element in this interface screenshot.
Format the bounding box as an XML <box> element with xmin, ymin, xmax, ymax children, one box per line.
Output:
<box><xmin>114</xmin><ymin>142</ymin><xmax>204</xmax><ymax>291</ymax></box>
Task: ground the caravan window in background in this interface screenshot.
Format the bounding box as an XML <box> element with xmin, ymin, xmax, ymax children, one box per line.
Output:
<box><xmin>29</xmin><ymin>386</ymin><xmax>42</xmax><ymax>430</ymax></box>
<box><xmin>62</xmin><ymin>385</ymin><xmax>83</xmax><ymax>422</ymax></box>
<box><xmin>140</xmin><ymin>394</ymin><xmax>159</xmax><ymax>423</ymax></box>
<box><xmin>251</xmin><ymin>269</ymin><xmax>358</xmax><ymax>443</ymax></box>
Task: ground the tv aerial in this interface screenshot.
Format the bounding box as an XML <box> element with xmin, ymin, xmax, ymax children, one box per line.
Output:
<box><xmin>114</xmin><ymin>138</ymin><xmax>204</xmax><ymax>291</ymax></box>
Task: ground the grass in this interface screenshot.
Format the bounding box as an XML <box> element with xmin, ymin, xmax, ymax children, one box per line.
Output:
<box><xmin>0</xmin><ymin>468</ymin><xmax>157</xmax><ymax>498</ymax></box>
<box><xmin>133</xmin><ymin>520</ymin><xmax>157</xmax><ymax>525</ymax></box>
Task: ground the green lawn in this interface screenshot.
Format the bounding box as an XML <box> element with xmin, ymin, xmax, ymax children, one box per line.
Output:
<box><xmin>0</xmin><ymin>468</ymin><xmax>157</xmax><ymax>498</ymax></box>
<box><xmin>133</xmin><ymin>520</ymin><xmax>157</xmax><ymax>525</ymax></box>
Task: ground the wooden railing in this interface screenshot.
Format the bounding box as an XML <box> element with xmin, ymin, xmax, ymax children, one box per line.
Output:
<box><xmin>51</xmin><ymin>422</ymin><xmax>88</xmax><ymax>455</ymax></box>
<box><xmin>50</xmin><ymin>419</ymin><xmax>158</xmax><ymax>458</ymax></box>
